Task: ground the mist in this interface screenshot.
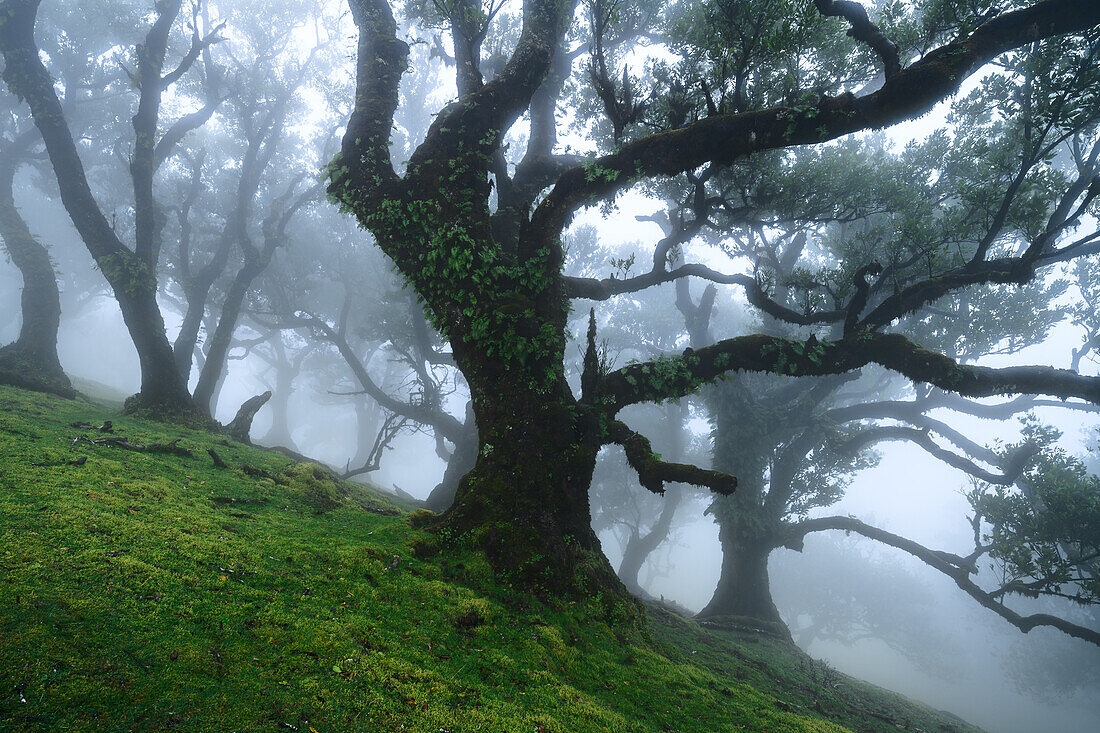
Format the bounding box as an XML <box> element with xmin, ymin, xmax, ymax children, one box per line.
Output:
<box><xmin>2</xmin><ymin>1</ymin><xmax>1099</xmax><ymax>731</ymax></box>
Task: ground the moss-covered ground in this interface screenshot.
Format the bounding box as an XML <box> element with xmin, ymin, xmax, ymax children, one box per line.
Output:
<box><xmin>0</xmin><ymin>385</ymin><xmax>980</xmax><ymax>732</ymax></box>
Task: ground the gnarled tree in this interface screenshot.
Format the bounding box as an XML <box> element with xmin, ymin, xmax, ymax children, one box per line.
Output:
<box><xmin>327</xmin><ymin>0</ymin><xmax>1100</xmax><ymax>601</ymax></box>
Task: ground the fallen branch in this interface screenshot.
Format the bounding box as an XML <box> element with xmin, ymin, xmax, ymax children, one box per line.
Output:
<box><xmin>207</xmin><ymin>448</ymin><xmax>229</xmax><ymax>468</ymax></box>
<box><xmin>76</xmin><ymin>435</ymin><xmax>193</xmax><ymax>457</ymax></box>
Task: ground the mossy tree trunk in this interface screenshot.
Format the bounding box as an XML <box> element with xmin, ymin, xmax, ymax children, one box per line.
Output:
<box><xmin>439</xmin><ymin>356</ymin><xmax>611</xmax><ymax>595</ymax></box>
<box><xmin>330</xmin><ymin>0</ymin><xmax>1100</xmax><ymax>603</ymax></box>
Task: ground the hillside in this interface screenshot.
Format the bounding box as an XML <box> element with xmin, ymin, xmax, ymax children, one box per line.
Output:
<box><xmin>0</xmin><ymin>385</ymin><xmax>980</xmax><ymax>732</ymax></box>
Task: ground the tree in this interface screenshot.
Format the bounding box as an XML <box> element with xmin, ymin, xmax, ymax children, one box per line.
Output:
<box><xmin>0</xmin><ymin>97</ymin><xmax>70</xmax><ymax>396</ymax></box>
<box><xmin>325</xmin><ymin>0</ymin><xmax>1100</xmax><ymax>603</ymax></box>
<box><xmin>0</xmin><ymin>0</ymin><xmax>223</xmax><ymax>412</ymax></box>
<box><xmin>626</xmin><ymin>26</ymin><xmax>1100</xmax><ymax>645</ymax></box>
<box><xmin>0</xmin><ymin>4</ymin><xmax>147</xmax><ymax>398</ymax></box>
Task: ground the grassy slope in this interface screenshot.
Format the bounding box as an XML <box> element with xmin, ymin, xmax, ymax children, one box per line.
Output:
<box><xmin>0</xmin><ymin>386</ymin><xmax>979</xmax><ymax>733</ymax></box>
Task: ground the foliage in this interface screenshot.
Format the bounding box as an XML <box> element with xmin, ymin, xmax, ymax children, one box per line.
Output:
<box><xmin>970</xmin><ymin>419</ymin><xmax>1100</xmax><ymax>605</ymax></box>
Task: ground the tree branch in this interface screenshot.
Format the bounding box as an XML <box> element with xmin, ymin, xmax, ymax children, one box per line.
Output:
<box><xmin>811</xmin><ymin>0</ymin><xmax>900</xmax><ymax>79</ymax></box>
<box><xmin>606</xmin><ymin>420</ymin><xmax>736</xmax><ymax>496</ymax></box>
<box><xmin>530</xmin><ymin>0</ymin><xmax>1100</xmax><ymax>240</ymax></box>
<box><xmin>785</xmin><ymin>515</ymin><xmax>1100</xmax><ymax>647</ymax></box>
<box><xmin>600</xmin><ymin>331</ymin><xmax>1100</xmax><ymax>414</ymax></box>
<box><xmin>837</xmin><ymin>425</ymin><xmax>1031</xmax><ymax>485</ymax></box>
<box><xmin>154</xmin><ymin>97</ymin><xmax>223</xmax><ymax>170</ymax></box>
<box><xmin>330</xmin><ymin>0</ymin><xmax>409</xmax><ymax>204</ymax></box>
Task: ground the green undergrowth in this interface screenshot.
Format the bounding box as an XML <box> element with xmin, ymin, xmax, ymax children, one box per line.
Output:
<box><xmin>0</xmin><ymin>386</ymin><xmax>978</xmax><ymax>732</ymax></box>
<box><xmin>649</xmin><ymin>610</ymin><xmax>978</xmax><ymax>733</ymax></box>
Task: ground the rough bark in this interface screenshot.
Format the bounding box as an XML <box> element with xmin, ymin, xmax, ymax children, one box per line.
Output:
<box><xmin>436</xmin><ymin>364</ymin><xmax>618</xmax><ymax>600</ymax></box>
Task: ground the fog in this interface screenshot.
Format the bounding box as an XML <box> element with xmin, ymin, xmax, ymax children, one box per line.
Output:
<box><xmin>2</xmin><ymin>1</ymin><xmax>1099</xmax><ymax>731</ymax></box>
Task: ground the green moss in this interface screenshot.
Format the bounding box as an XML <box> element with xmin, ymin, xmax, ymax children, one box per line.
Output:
<box><xmin>0</xmin><ymin>386</ymin><xmax>978</xmax><ymax>732</ymax></box>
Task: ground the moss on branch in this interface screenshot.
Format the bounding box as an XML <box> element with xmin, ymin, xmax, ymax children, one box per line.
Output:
<box><xmin>601</xmin><ymin>332</ymin><xmax>1100</xmax><ymax>414</ymax></box>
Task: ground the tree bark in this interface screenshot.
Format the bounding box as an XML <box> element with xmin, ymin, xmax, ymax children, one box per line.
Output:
<box><xmin>432</xmin><ymin>356</ymin><xmax>622</xmax><ymax>601</ymax></box>
<box><xmin>0</xmin><ymin>155</ymin><xmax>72</xmax><ymax>396</ymax></box>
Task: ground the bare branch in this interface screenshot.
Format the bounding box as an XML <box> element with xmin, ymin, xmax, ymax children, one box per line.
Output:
<box><xmin>161</xmin><ymin>15</ymin><xmax>227</xmax><ymax>87</ymax></box>
<box><xmin>837</xmin><ymin>425</ymin><xmax>1031</xmax><ymax>485</ymax></box>
<box><xmin>154</xmin><ymin>97</ymin><xmax>223</xmax><ymax>170</ymax></box>
<box><xmin>785</xmin><ymin>515</ymin><xmax>1100</xmax><ymax>647</ymax></box>
<box><xmin>0</xmin><ymin>0</ymin><xmax>128</xmax><ymax>260</ymax></box>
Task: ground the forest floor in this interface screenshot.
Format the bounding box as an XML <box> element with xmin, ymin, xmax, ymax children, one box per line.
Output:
<box><xmin>0</xmin><ymin>385</ymin><xmax>982</xmax><ymax>732</ymax></box>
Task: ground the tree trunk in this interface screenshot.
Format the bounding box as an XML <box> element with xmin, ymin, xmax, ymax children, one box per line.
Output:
<box><xmin>173</xmin><ymin>281</ymin><xmax>212</xmax><ymax>382</ymax></box>
<box><xmin>697</xmin><ymin>374</ymin><xmax>789</xmax><ymax>635</ymax></box>
<box><xmin>424</xmin><ymin>428</ymin><xmax>478</xmax><ymax>511</ymax></box>
<box><xmin>193</xmin><ymin>261</ymin><xmax>260</xmax><ymax>415</ymax></box>
<box><xmin>697</xmin><ymin>529</ymin><xmax>786</xmax><ymax>634</ymax></box>
<box><xmin>262</xmin><ymin>368</ymin><xmax>298</xmax><ymax>450</ymax></box>
<box><xmin>617</xmin><ymin>484</ymin><xmax>683</xmax><ymax>597</ymax></box>
<box><xmin>0</xmin><ymin>158</ymin><xmax>73</xmax><ymax>397</ymax></box>
<box><xmin>425</xmin><ymin>403</ymin><xmax>478</xmax><ymax>511</ymax></box>
<box><xmin>112</xmin><ymin>275</ymin><xmax>196</xmax><ymax>414</ymax></box>
<box><xmin>431</xmin><ymin>358</ymin><xmax>626</xmax><ymax>604</ymax></box>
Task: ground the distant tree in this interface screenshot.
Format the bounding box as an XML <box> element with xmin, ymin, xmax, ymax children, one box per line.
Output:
<box><xmin>178</xmin><ymin>0</ymin><xmax>341</xmax><ymax>418</ymax></box>
<box><xmin>326</xmin><ymin>0</ymin><xmax>1100</xmax><ymax>606</ymax></box>
<box><xmin>0</xmin><ymin>0</ymin><xmax>223</xmax><ymax>411</ymax></box>
<box><xmin>0</xmin><ymin>96</ymin><xmax>70</xmax><ymax>395</ymax></box>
